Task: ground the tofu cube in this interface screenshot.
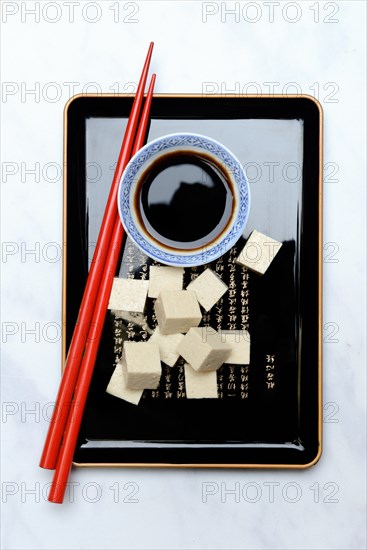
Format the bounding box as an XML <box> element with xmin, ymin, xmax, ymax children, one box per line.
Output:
<box><xmin>219</xmin><ymin>330</ymin><xmax>251</xmax><ymax>365</ymax></box>
<box><xmin>154</xmin><ymin>290</ymin><xmax>202</xmax><ymax>335</ymax></box>
<box><xmin>177</xmin><ymin>326</ymin><xmax>231</xmax><ymax>372</ymax></box>
<box><xmin>106</xmin><ymin>363</ymin><xmax>144</xmax><ymax>405</ymax></box>
<box><xmin>122</xmin><ymin>341</ymin><xmax>161</xmax><ymax>389</ymax></box>
<box><xmin>149</xmin><ymin>326</ymin><xmax>184</xmax><ymax>367</ymax></box>
<box><xmin>236</xmin><ymin>230</ymin><xmax>282</xmax><ymax>275</ymax></box>
<box><xmin>108</xmin><ymin>277</ymin><xmax>149</xmax><ymax>312</ymax></box>
<box><xmin>187</xmin><ymin>268</ymin><xmax>228</xmax><ymax>311</ymax></box>
<box><xmin>148</xmin><ymin>266</ymin><xmax>184</xmax><ymax>298</ymax></box>
<box><xmin>184</xmin><ymin>363</ymin><xmax>218</xmax><ymax>399</ymax></box>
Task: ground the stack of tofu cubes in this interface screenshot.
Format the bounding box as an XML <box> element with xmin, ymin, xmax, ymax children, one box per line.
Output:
<box><xmin>106</xmin><ymin>230</ymin><xmax>281</xmax><ymax>405</ymax></box>
<box><xmin>107</xmin><ymin>265</ymin><xmax>250</xmax><ymax>404</ymax></box>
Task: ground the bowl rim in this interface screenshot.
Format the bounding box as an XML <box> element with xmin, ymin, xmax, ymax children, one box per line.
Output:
<box><xmin>117</xmin><ymin>132</ymin><xmax>251</xmax><ymax>267</ymax></box>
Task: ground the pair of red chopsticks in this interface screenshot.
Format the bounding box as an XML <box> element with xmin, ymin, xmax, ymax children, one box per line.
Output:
<box><xmin>40</xmin><ymin>43</ymin><xmax>156</xmax><ymax>504</ymax></box>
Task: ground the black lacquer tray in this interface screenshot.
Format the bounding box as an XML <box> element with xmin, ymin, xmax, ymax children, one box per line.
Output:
<box><xmin>64</xmin><ymin>94</ymin><xmax>322</xmax><ymax>468</ymax></box>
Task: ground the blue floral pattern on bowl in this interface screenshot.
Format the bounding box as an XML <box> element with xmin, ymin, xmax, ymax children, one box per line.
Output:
<box><xmin>118</xmin><ymin>133</ymin><xmax>250</xmax><ymax>267</ymax></box>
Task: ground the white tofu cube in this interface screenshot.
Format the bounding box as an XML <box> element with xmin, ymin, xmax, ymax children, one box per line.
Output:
<box><xmin>122</xmin><ymin>341</ymin><xmax>161</xmax><ymax>389</ymax></box>
<box><xmin>177</xmin><ymin>326</ymin><xmax>231</xmax><ymax>372</ymax></box>
<box><xmin>108</xmin><ymin>277</ymin><xmax>149</xmax><ymax>312</ymax></box>
<box><xmin>187</xmin><ymin>268</ymin><xmax>228</xmax><ymax>311</ymax></box>
<box><xmin>219</xmin><ymin>330</ymin><xmax>251</xmax><ymax>365</ymax></box>
<box><xmin>106</xmin><ymin>363</ymin><xmax>143</xmax><ymax>405</ymax></box>
<box><xmin>148</xmin><ymin>266</ymin><xmax>184</xmax><ymax>298</ymax></box>
<box><xmin>154</xmin><ymin>290</ymin><xmax>202</xmax><ymax>335</ymax></box>
<box><xmin>149</xmin><ymin>326</ymin><xmax>184</xmax><ymax>367</ymax></box>
<box><xmin>184</xmin><ymin>363</ymin><xmax>218</xmax><ymax>399</ymax></box>
<box><xmin>236</xmin><ymin>230</ymin><xmax>282</xmax><ymax>275</ymax></box>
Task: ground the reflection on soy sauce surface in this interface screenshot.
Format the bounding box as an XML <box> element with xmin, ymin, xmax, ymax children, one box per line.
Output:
<box><xmin>137</xmin><ymin>151</ymin><xmax>234</xmax><ymax>250</ymax></box>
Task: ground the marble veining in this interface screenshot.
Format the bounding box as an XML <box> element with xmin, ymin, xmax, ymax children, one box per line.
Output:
<box><xmin>1</xmin><ymin>1</ymin><xmax>366</xmax><ymax>549</ymax></box>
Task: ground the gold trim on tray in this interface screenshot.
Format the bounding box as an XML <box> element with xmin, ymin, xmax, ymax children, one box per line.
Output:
<box><xmin>62</xmin><ymin>94</ymin><xmax>323</xmax><ymax>469</ymax></box>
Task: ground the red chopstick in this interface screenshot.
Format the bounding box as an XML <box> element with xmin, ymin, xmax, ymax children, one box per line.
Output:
<box><xmin>48</xmin><ymin>74</ymin><xmax>156</xmax><ymax>504</ymax></box>
<box><xmin>40</xmin><ymin>43</ymin><xmax>154</xmax><ymax>471</ymax></box>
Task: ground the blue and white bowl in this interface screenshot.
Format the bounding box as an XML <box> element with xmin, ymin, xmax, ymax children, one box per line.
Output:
<box><xmin>117</xmin><ymin>132</ymin><xmax>250</xmax><ymax>267</ymax></box>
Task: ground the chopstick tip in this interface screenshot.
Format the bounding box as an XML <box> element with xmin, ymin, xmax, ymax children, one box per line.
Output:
<box><xmin>146</xmin><ymin>42</ymin><xmax>154</xmax><ymax>61</ymax></box>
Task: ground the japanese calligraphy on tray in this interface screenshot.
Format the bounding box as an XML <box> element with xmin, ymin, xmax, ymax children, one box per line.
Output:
<box><xmin>111</xmin><ymin>236</ymin><xmax>284</xmax><ymax>401</ymax></box>
<box><xmin>109</xmin><ymin>237</ymin><xmax>250</xmax><ymax>401</ymax></box>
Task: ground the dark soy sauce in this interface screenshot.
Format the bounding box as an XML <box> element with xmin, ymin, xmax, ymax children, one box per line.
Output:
<box><xmin>136</xmin><ymin>151</ymin><xmax>234</xmax><ymax>250</ymax></box>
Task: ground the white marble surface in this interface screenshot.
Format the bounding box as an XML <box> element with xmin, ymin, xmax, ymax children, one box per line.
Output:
<box><xmin>1</xmin><ymin>1</ymin><xmax>366</xmax><ymax>548</ymax></box>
